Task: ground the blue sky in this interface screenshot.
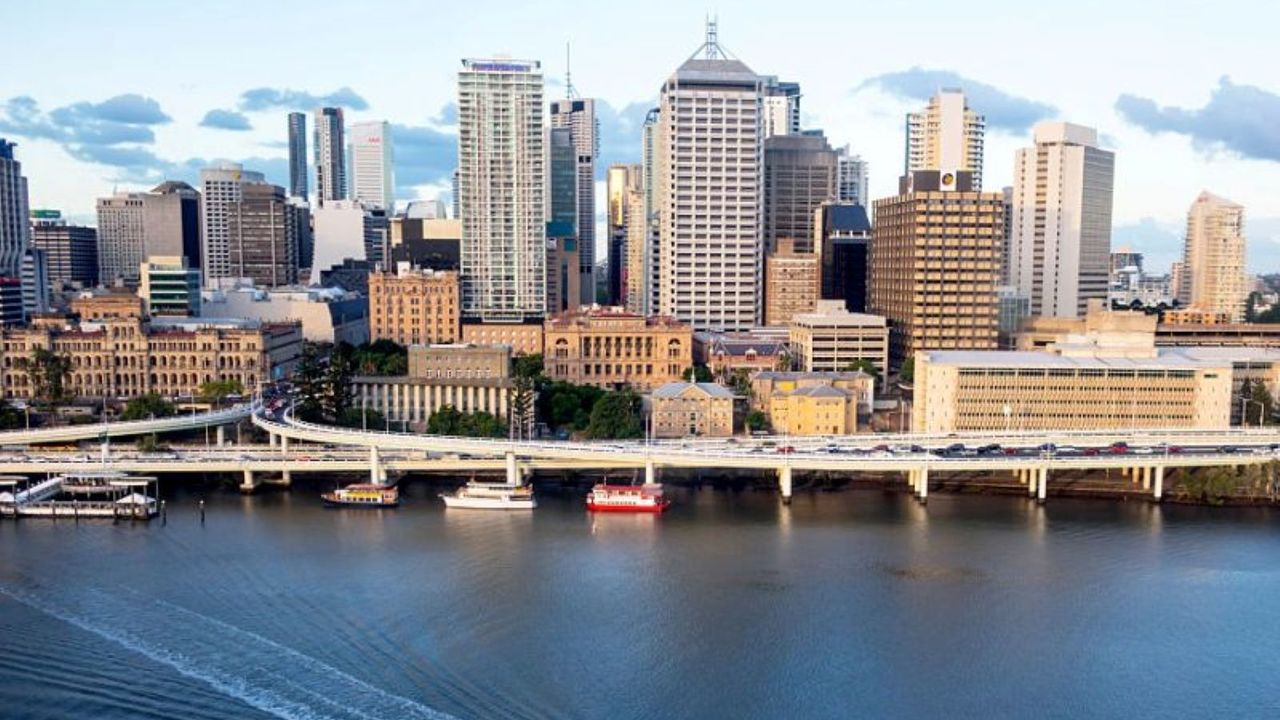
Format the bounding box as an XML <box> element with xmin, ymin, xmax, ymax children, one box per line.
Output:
<box><xmin>3</xmin><ymin>0</ymin><xmax>1279</xmax><ymax>274</ymax></box>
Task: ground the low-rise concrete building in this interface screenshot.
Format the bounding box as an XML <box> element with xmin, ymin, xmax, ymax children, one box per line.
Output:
<box><xmin>649</xmin><ymin>382</ymin><xmax>736</xmax><ymax>438</ymax></box>
<box><xmin>789</xmin><ymin>301</ymin><xmax>889</xmax><ymax>378</ymax></box>
<box><xmin>202</xmin><ymin>282</ymin><xmax>368</xmax><ymax>345</ymax></box>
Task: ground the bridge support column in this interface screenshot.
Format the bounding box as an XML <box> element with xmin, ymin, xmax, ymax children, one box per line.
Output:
<box><xmin>506</xmin><ymin>451</ymin><xmax>519</xmax><ymax>486</ymax></box>
<box><xmin>370</xmin><ymin>446</ymin><xmax>383</xmax><ymax>485</ymax></box>
<box><xmin>1028</xmin><ymin>467</ymin><xmax>1037</xmax><ymax>497</ymax></box>
<box><xmin>280</xmin><ymin>469</ymin><xmax>292</xmax><ymax>487</ymax></box>
<box><xmin>1153</xmin><ymin>466</ymin><xmax>1164</xmax><ymax>502</ymax></box>
<box><xmin>918</xmin><ymin>467</ymin><xmax>929</xmax><ymax>504</ymax></box>
<box><xmin>240</xmin><ymin>469</ymin><xmax>257</xmax><ymax>494</ymax></box>
<box><xmin>644</xmin><ymin>458</ymin><xmax>655</xmax><ymax>486</ymax></box>
<box><xmin>778</xmin><ymin>465</ymin><xmax>792</xmax><ymax>504</ymax></box>
<box><xmin>269</xmin><ymin>433</ymin><xmax>278</xmax><ymax>449</ymax></box>
<box><xmin>280</xmin><ymin>435</ymin><xmax>289</xmax><ymax>454</ymax></box>
<box><xmin>1037</xmin><ymin>467</ymin><xmax>1048</xmax><ymax>504</ymax></box>
<box><xmin>1141</xmin><ymin>466</ymin><xmax>1151</xmax><ymax>491</ymax></box>
<box><xmin>216</xmin><ymin>425</ymin><xmax>226</xmax><ymax>447</ymax></box>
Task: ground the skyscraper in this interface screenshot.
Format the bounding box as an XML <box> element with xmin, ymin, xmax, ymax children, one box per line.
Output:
<box><xmin>287</xmin><ymin>112</ymin><xmax>308</xmax><ymax>199</ymax></box>
<box><xmin>550</xmin><ymin>95</ymin><xmax>598</xmax><ymax>305</ymax></box>
<box><xmin>0</xmin><ymin>139</ymin><xmax>30</xmax><ymax>281</ymax></box>
<box><xmin>905</xmin><ymin>89</ymin><xmax>986</xmax><ymax>189</ymax></box>
<box><xmin>835</xmin><ymin>145</ymin><xmax>869</xmax><ymax>207</ymax></box>
<box><xmin>201</xmin><ymin>162</ymin><xmax>266</xmax><ymax>287</ymax></box>
<box><xmin>1010</xmin><ymin>122</ymin><xmax>1115</xmax><ymax>318</ymax></box>
<box><xmin>228</xmin><ymin>182</ymin><xmax>299</xmax><ymax>288</ymax></box>
<box><xmin>30</xmin><ymin>210</ymin><xmax>98</xmax><ymax>289</ymax></box>
<box><xmin>1179</xmin><ymin>191</ymin><xmax>1247</xmax><ymax>321</ymax></box>
<box><xmin>870</xmin><ymin>171</ymin><xmax>1003</xmax><ymax>360</ymax></box>
<box><xmin>606</xmin><ymin>164</ymin><xmax>643</xmax><ymax>309</ymax></box>
<box><xmin>548</xmin><ymin>127</ymin><xmax>577</xmax><ymax>227</ymax></box>
<box><xmin>96</xmin><ymin>181</ymin><xmax>201</xmax><ymax>285</ymax></box>
<box><xmin>815</xmin><ymin>201</ymin><xmax>871</xmax><ymax>313</ymax></box>
<box><xmin>314</xmin><ymin>107</ymin><xmax>346</xmax><ymax>205</ymax></box>
<box><xmin>641</xmin><ymin>107</ymin><xmax>661</xmax><ymax>315</ymax></box>
<box><xmin>348</xmin><ymin>120</ymin><xmax>395</xmax><ymax>211</ymax></box>
<box><xmin>457</xmin><ymin>57</ymin><xmax>546</xmax><ymax>323</ymax></box>
<box><xmin>762</xmin><ymin>132</ymin><xmax>837</xmax><ymax>254</ymax></box>
<box><xmin>657</xmin><ymin>23</ymin><xmax>763</xmax><ymax>331</ymax></box>
<box><xmin>761</xmin><ymin>77</ymin><xmax>801</xmax><ymax>138</ymax></box>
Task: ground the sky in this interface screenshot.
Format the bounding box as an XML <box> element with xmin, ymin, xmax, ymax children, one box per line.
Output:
<box><xmin>3</xmin><ymin>0</ymin><xmax>1279</xmax><ymax>275</ymax></box>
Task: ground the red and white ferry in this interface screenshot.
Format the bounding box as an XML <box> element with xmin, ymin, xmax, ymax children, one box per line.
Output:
<box><xmin>586</xmin><ymin>483</ymin><xmax>671</xmax><ymax>513</ymax></box>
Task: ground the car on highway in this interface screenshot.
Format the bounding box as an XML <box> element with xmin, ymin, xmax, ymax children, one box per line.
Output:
<box><xmin>1108</xmin><ymin>442</ymin><xmax>1129</xmax><ymax>454</ymax></box>
<box><xmin>776</xmin><ymin>446</ymin><xmax>795</xmax><ymax>455</ymax></box>
<box><xmin>1218</xmin><ymin>446</ymin><xmax>1239</xmax><ymax>454</ymax></box>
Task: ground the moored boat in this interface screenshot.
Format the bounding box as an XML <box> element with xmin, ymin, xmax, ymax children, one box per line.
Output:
<box><xmin>322</xmin><ymin>484</ymin><xmax>399</xmax><ymax>508</ymax></box>
<box><xmin>440</xmin><ymin>480</ymin><xmax>536</xmax><ymax>510</ymax></box>
<box><xmin>586</xmin><ymin>483</ymin><xmax>670</xmax><ymax>513</ymax></box>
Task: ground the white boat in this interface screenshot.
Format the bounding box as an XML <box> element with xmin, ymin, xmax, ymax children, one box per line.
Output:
<box><xmin>440</xmin><ymin>480</ymin><xmax>536</xmax><ymax>510</ymax></box>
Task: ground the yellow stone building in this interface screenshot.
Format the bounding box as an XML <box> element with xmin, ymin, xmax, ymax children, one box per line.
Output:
<box><xmin>544</xmin><ymin>306</ymin><xmax>692</xmax><ymax>391</ymax></box>
<box><xmin>648</xmin><ymin>382</ymin><xmax>736</xmax><ymax>438</ymax></box>
<box><xmin>750</xmin><ymin>371</ymin><xmax>874</xmax><ymax>435</ymax></box>
<box><xmin>367</xmin><ymin>264</ymin><xmax>460</xmax><ymax>347</ymax></box>
<box><xmin>764</xmin><ymin>238</ymin><xmax>818</xmax><ymax>326</ymax></box>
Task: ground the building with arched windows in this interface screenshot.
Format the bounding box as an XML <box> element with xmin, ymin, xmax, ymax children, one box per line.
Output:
<box><xmin>543</xmin><ymin>306</ymin><xmax>691</xmax><ymax>391</ymax></box>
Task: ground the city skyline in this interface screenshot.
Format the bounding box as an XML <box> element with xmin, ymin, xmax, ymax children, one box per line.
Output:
<box><xmin>1</xmin><ymin>1</ymin><xmax>1279</xmax><ymax>275</ymax></box>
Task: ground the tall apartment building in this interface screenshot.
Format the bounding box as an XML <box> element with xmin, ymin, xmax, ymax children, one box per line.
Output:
<box><xmin>201</xmin><ymin>163</ymin><xmax>266</xmax><ymax>288</ymax></box>
<box><xmin>764</xmin><ymin>238</ymin><xmax>818</xmax><ymax>326</ymax></box>
<box><xmin>96</xmin><ymin>181</ymin><xmax>201</xmax><ymax>285</ymax></box>
<box><xmin>763</xmin><ymin>133</ymin><xmax>837</xmax><ymax>254</ymax></box>
<box><xmin>870</xmin><ymin>171</ymin><xmax>1003</xmax><ymax>360</ymax></box>
<box><xmin>227</xmin><ymin>182</ymin><xmax>298</xmax><ymax>287</ymax></box>
<box><xmin>30</xmin><ymin>210</ymin><xmax>98</xmax><ymax>288</ymax></box>
<box><xmin>348</xmin><ymin>120</ymin><xmax>394</xmax><ymax>211</ymax></box>
<box><xmin>1179</xmin><ymin>191</ymin><xmax>1247</xmax><ymax>321</ymax></box>
<box><xmin>761</xmin><ymin>77</ymin><xmax>801</xmax><ymax>138</ymax></box>
<box><xmin>835</xmin><ymin>145</ymin><xmax>869</xmax><ymax>206</ymax></box>
<box><xmin>656</xmin><ymin>28</ymin><xmax>763</xmax><ymax>331</ymax></box>
<box><xmin>287</xmin><ymin>112</ymin><xmax>308</xmax><ymax>199</ymax></box>
<box><xmin>314</xmin><ymin>107</ymin><xmax>346</xmax><ymax>205</ymax></box>
<box><xmin>1009</xmin><ymin>122</ymin><xmax>1115</xmax><ymax>318</ymax></box>
<box><xmin>905</xmin><ymin>89</ymin><xmax>985</xmax><ymax>189</ymax></box>
<box><xmin>815</xmin><ymin>202</ymin><xmax>872</xmax><ymax>312</ymax></box>
<box><xmin>0</xmin><ymin>139</ymin><xmax>29</xmax><ymax>282</ymax></box>
<box><xmin>641</xmin><ymin>108</ymin><xmax>661</xmax><ymax>314</ymax></box>
<box><xmin>457</xmin><ymin>57</ymin><xmax>546</xmax><ymax>323</ymax></box>
<box><xmin>550</xmin><ymin>96</ymin><xmax>598</xmax><ymax>304</ymax></box>
<box><xmin>367</xmin><ymin>263</ymin><xmax>460</xmax><ymax>346</ymax></box>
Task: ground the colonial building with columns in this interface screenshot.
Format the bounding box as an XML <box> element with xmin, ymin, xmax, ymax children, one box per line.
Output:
<box><xmin>352</xmin><ymin>343</ymin><xmax>514</xmax><ymax>428</ymax></box>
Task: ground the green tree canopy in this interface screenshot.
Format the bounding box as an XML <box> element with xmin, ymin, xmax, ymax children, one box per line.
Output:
<box><xmin>845</xmin><ymin>359</ymin><xmax>880</xmax><ymax>382</ymax></box>
<box><xmin>586</xmin><ymin>389</ymin><xmax>644</xmax><ymax>439</ymax></box>
<box><xmin>25</xmin><ymin>347</ymin><xmax>73</xmax><ymax>408</ymax></box>
<box><xmin>898</xmin><ymin>358</ymin><xmax>915</xmax><ymax>385</ymax></box>
<box><xmin>122</xmin><ymin>393</ymin><xmax>176</xmax><ymax>421</ymax></box>
<box><xmin>199</xmin><ymin>379</ymin><xmax>244</xmax><ymax>405</ymax></box>
<box><xmin>427</xmin><ymin>405</ymin><xmax>507</xmax><ymax>437</ymax></box>
<box><xmin>513</xmin><ymin>353</ymin><xmax>544</xmax><ymax>380</ymax></box>
<box><xmin>683</xmin><ymin>364</ymin><xmax>713</xmax><ymax>383</ymax></box>
<box><xmin>745</xmin><ymin>409</ymin><xmax>769</xmax><ymax>433</ymax></box>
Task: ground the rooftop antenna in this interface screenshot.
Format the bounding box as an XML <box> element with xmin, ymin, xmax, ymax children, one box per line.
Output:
<box><xmin>704</xmin><ymin>16</ymin><xmax>721</xmax><ymax>60</ymax></box>
<box><xmin>565</xmin><ymin>42</ymin><xmax>579</xmax><ymax>99</ymax></box>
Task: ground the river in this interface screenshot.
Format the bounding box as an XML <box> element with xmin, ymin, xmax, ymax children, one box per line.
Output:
<box><xmin>2</xmin><ymin>479</ymin><xmax>1278</xmax><ymax>719</ymax></box>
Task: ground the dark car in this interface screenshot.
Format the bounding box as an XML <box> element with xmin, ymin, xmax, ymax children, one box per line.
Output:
<box><xmin>1109</xmin><ymin>442</ymin><xmax>1129</xmax><ymax>454</ymax></box>
<box><xmin>1219</xmin><ymin>446</ymin><xmax>1239</xmax><ymax>454</ymax></box>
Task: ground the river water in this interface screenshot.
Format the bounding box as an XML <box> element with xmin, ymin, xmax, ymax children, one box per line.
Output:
<box><xmin>1</xmin><ymin>480</ymin><xmax>1278</xmax><ymax>719</ymax></box>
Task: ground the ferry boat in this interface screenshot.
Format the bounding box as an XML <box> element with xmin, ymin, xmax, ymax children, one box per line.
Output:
<box><xmin>440</xmin><ymin>480</ymin><xmax>536</xmax><ymax>510</ymax></box>
<box><xmin>322</xmin><ymin>484</ymin><xmax>399</xmax><ymax>508</ymax></box>
<box><xmin>586</xmin><ymin>483</ymin><xmax>670</xmax><ymax>513</ymax></box>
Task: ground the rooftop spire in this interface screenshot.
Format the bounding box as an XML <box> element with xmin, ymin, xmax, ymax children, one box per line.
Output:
<box><xmin>704</xmin><ymin>16</ymin><xmax>721</xmax><ymax>59</ymax></box>
<box><xmin>564</xmin><ymin>42</ymin><xmax>578</xmax><ymax>99</ymax></box>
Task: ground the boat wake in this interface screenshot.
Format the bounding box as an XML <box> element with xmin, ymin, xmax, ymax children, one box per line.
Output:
<box><xmin>0</xmin><ymin>585</ymin><xmax>459</xmax><ymax>720</ymax></box>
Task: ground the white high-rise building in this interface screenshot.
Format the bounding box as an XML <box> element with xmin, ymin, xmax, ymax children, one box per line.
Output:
<box><xmin>347</xmin><ymin>120</ymin><xmax>395</xmax><ymax>212</ymax></box>
<box><xmin>761</xmin><ymin>77</ymin><xmax>800</xmax><ymax>139</ymax></box>
<box><xmin>905</xmin><ymin>89</ymin><xmax>986</xmax><ymax>189</ymax></box>
<box><xmin>200</xmin><ymin>162</ymin><xmax>266</xmax><ymax>288</ymax></box>
<box><xmin>457</xmin><ymin>57</ymin><xmax>546</xmax><ymax>322</ymax></box>
<box><xmin>0</xmin><ymin>139</ymin><xmax>30</xmax><ymax>279</ymax></box>
<box><xmin>550</xmin><ymin>96</ymin><xmax>598</xmax><ymax>305</ymax></box>
<box><xmin>656</xmin><ymin>24</ymin><xmax>763</xmax><ymax>331</ymax></box>
<box><xmin>314</xmin><ymin>107</ymin><xmax>346</xmax><ymax>206</ymax></box>
<box><xmin>1010</xmin><ymin>122</ymin><xmax>1115</xmax><ymax>318</ymax></box>
<box><xmin>641</xmin><ymin>107</ymin><xmax>660</xmax><ymax>315</ymax></box>
<box><xmin>1179</xmin><ymin>191</ymin><xmax>1247</xmax><ymax>321</ymax></box>
<box><xmin>835</xmin><ymin>145</ymin><xmax>869</xmax><ymax>207</ymax></box>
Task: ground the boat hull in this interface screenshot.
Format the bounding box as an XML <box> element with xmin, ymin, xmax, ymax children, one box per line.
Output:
<box><xmin>586</xmin><ymin>499</ymin><xmax>670</xmax><ymax>513</ymax></box>
<box><xmin>441</xmin><ymin>495</ymin><xmax>536</xmax><ymax>510</ymax></box>
<box><xmin>322</xmin><ymin>498</ymin><xmax>399</xmax><ymax>508</ymax></box>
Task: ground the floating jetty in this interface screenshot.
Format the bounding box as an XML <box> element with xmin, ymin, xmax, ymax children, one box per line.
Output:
<box><xmin>0</xmin><ymin>471</ymin><xmax>159</xmax><ymax>520</ymax></box>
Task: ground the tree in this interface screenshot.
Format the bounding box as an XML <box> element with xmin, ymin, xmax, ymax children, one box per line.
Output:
<box><xmin>427</xmin><ymin>405</ymin><xmax>506</xmax><ymax>437</ymax></box>
<box><xmin>335</xmin><ymin>406</ymin><xmax>385</xmax><ymax>430</ymax></box>
<box><xmin>586</xmin><ymin>389</ymin><xmax>643</xmax><ymax>439</ymax></box>
<box><xmin>324</xmin><ymin>347</ymin><xmax>355</xmax><ymax>420</ymax></box>
<box><xmin>538</xmin><ymin>381</ymin><xmax>603</xmax><ymax>431</ymax></box>
<box><xmin>25</xmin><ymin>347</ymin><xmax>73</xmax><ymax>409</ymax></box>
<box><xmin>427</xmin><ymin>405</ymin><xmax>464</xmax><ymax>435</ymax></box>
<box><xmin>745</xmin><ymin>409</ymin><xmax>769</xmax><ymax>433</ymax></box>
<box><xmin>122</xmin><ymin>393</ymin><xmax>176</xmax><ymax>421</ymax></box>
<box><xmin>0</xmin><ymin>399</ymin><xmax>22</xmax><ymax>430</ymax></box>
<box><xmin>682</xmin><ymin>364</ymin><xmax>713</xmax><ymax>383</ymax></box>
<box><xmin>898</xmin><ymin>357</ymin><xmax>915</xmax><ymax>386</ymax></box>
<box><xmin>510</xmin><ymin>375</ymin><xmax>536</xmax><ymax>439</ymax></box>
<box><xmin>294</xmin><ymin>343</ymin><xmax>326</xmax><ymax>422</ymax></box>
<box><xmin>845</xmin><ymin>359</ymin><xmax>880</xmax><ymax>383</ymax></box>
<box><xmin>513</xmin><ymin>353</ymin><xmax>544</xmax><ymax>381</ymax></box>
<box><xmin>199</xmin><ymin>379</ymin><xmax>244</xmax><ymax>406</ymax></box>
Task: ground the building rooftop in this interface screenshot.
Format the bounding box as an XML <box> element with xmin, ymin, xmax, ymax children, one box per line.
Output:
<box><xmin>754</xmin><ymin>370</ymin><xmax>873</xmax><ymax>382</ymax></box>
<box><xmin>674</xmin><ymin>57</ymin><xmax>759</xmax><ymax>85</ymax></box>
<box><xmin>825</xmin><ymin>203</ymin><xmax>871</xmax><ymax>234</ymax></box>
<box><xmin>786</xmin><ymin>385</ymin><xmax>850</xmax><ymax>399</ymax></box>
<box><xmin>920</xmin><ymin>347</ymin><xmax>1253</xmax><ymax>371</ymax></box>
<box><xmin>651</xmin><ymin>382</ymin><xmax>737</xmax><ymax>399</ymax></box>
